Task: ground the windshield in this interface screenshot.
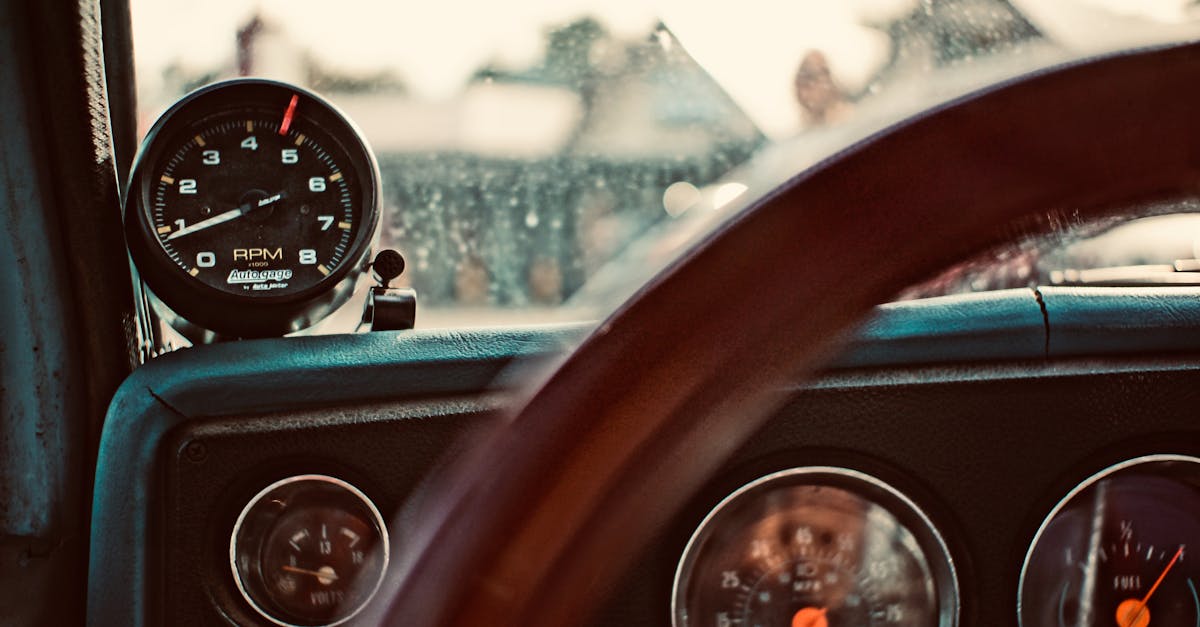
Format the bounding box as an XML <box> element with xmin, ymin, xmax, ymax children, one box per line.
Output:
<box><xmin>130</xmin><ymin>0</ymin><xmax>1200</xmax><ymax>330</ymax></box>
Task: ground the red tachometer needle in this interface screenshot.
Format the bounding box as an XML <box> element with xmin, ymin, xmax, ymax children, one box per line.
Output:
<box><xmin>1116</xmin><ymin>545</ymin><xmax>1185</xmax><ymax>627</ymax></box>
<box><xmin>278</xmin><ymin>94</ymin><xmax>299</xmax><ymax>135</ymax></box>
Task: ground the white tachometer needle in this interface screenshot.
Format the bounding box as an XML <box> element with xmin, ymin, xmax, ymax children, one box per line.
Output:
<box><xmin>165</xmin><ymin>191</ymin><xmax>286</xmax><ymax>241</ymax></box>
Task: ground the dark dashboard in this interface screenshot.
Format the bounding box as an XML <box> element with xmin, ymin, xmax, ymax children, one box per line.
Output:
<box><xmin>4</xmin><ymin>2</ymin><xmax>1200</xmax><ymax>624</ymax></box>
<box><xmin>88</xmin><ymin>287</ymin><xmax>1200</xmax><ymax>626</ymax></box>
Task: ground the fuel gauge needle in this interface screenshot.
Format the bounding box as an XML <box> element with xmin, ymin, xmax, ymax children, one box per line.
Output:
<box><xmin>1116</xmin><ymin>545</ymin><xmax>1184</xmax><ymax>627</ymax></box>
<box><xmin>165</xmin><ymin>191</ymin><xmax>285</xmax><ymax>241</ymax></box>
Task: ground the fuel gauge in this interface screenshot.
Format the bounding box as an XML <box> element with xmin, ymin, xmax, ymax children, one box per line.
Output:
<box><xmin>230</xmin><ymin>475</ymin><xmax>389</xmax><ymax>627</ymax></box>
<box><xmin>1019</xmin><ymin>455</ymin><xmax>1200</xmax><ymax>627</ymax></box>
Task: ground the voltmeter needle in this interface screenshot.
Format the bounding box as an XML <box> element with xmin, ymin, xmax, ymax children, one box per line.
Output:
<box><xmin>281</xmin><ymin>564</ymin><xmax>339</xmax><ymax>583</ymax></box>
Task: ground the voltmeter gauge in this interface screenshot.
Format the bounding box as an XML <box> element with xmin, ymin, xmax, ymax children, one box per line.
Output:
<box><xmin>124</xmin><ymin>79</ymin><xmax>380</xmax><ymax>338</ymax></box>
<box><xmin>230</xmin><ymin>475</ymin><xmax>389</xmax><ymax>627</ymax></box>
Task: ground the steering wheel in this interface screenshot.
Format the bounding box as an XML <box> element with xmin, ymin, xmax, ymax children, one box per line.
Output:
<box><xmin>368</xmin><ymin>42</ymin><xmax>1200</xmax><ymax>626</ymax></box>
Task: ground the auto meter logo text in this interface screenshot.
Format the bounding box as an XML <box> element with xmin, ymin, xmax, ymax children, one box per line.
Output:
<box><xmin>227</xmin><ymin>268</ymin><xmax>293</xmax><ymax>284</ymax></box>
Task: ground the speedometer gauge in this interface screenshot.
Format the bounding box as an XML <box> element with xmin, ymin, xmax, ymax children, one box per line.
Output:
<box><xmin>674</xmin><ymin>467</ymin><xmax>959</xmax><ymax>627</ymax></box>
<box><xmin>125</xmin><ymin>79</ymin><xmax>380</xmax><ymax>338</ymax></box>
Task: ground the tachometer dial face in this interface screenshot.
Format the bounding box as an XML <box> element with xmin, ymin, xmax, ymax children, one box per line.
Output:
<box><xmin>1019</xmin><ymin>455</ymin><xmax>1200</xmax><ymax>627</ymax></box>
<box><xmin>126</xmin><ymin>79</ymin><xmax>380</xmax><ymax>337</ymax></box>
<box><xmin>673</xmin><ymin>467</ymin><xmax>959</xmax><ymax>627</ymax></box>
<box><xmin>149</xmin><ymin>116</ymin><xmax>360</xmax><ymax>297</ymax></box>
<box><xmin>230</xmin><ymin>475</ymin><xmax>389</xmax><ymax>627</ymax></box>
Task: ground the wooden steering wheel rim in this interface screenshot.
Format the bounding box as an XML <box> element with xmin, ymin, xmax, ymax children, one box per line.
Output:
<box><xmin>371</xmin><ymin>42</ymin><xmax>1200</xmax><ymax>626</ymax></box>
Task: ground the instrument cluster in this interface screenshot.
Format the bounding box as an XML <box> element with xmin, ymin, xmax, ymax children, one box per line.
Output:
<box><xmin>673</xmin><ymin>456</ymin><xmax>1200</xmax><ymax>627</ymax></box>
<box><xmin>127</xmin><ymin>80</ymin><xmax>1200</xmax><ymax>627</ymax></box>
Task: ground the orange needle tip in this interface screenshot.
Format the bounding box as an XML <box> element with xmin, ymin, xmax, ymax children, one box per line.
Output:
<box><xmin>793</xmin><ymin>606</ymin><xmax>828</xmax><ymax>627</ymax></box>
<box><xmin>1116</xmin><ymin>598</ymin><xmax>1150</xmax><ymax>627</ymax></box>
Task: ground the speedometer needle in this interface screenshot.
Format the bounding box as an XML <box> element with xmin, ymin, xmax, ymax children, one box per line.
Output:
<box><xmin>165</xmin><ymin>191</ymin><xmax>286</xmax><ymax>241</ymax></box>
<box><xmin>1116</xmin><ymin>545</ymin><xmax>1185</xmax><ymax>627</ymax></box>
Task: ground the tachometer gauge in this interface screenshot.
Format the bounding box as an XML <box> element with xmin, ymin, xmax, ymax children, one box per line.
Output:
<box><xmin>1019</xmin><ymin>455</ymin><xmax>1200</xmax><ymax>627</ymax></box>
<box><xmin>673</xmin><ymin>467</ymin><xmax>959</xmax><ymax>627</ymax></box>
<box><xmin>125</xmin><ymin>79</ymin><xmax>380</xmax><ymax>338</ymax></box>
<box><xmin>230</xmin><ymin>475</ymin><xmax>388</xmax><ymax>627</ymax></box>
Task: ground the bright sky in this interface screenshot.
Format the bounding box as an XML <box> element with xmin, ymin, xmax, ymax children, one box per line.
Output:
<box><xmin>129</xmin><ymin>0</ymin><xmax>915</xmax><ymax>137</ymax></box>
<box><xmin>129</xmin><ymin>0</ymin><xmax>1200</xmax><ymax>138</ymax></box>
<box><xmin>132</xmin><ymin>0</ymin><xmax>653</xmax><ymax>97</ymax></box>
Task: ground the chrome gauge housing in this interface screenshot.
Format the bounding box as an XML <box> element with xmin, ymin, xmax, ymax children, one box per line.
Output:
<box><xmin>673</xmin><ymin>466</ymin><xmax>959</xmax><ymax>627</ymax></box>
<box><xmin>230</xmin><ymin>474</ymin><xmax>389</xmax><ymax>627</ymax></box>
<box><xmin>1019</xmin><ymin>454</ymin><xmax>1200</xmax><ymax>627</ymax></box>
<box><xmin>124</xmin><ymin>79</ymin><xmax>381</xmax><ymax>338</ymax></box>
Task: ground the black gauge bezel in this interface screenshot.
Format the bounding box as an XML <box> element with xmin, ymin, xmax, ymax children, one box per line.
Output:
<box><xmin>671</xmin><ymin>465</ymin><xmax>961</xmax><ymax>627</ymax></box>
<box><xmin>124</xmin><ymin>78</ymin><xmax>381</xmax><ymax>338</ymax></box>
<box><xmin>229</xmin><ymin>474</ymin><xmax>390</xmax><ymax>627</ymax></box>
<box><xmin>1017</xmin><ymin>454</ymin><xmax>1200</xmax><ymax>627</ymax></box>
